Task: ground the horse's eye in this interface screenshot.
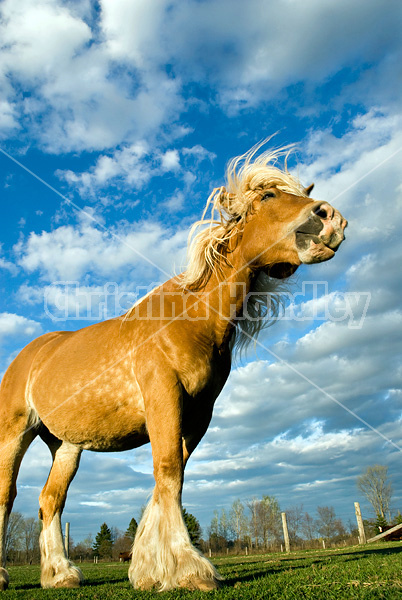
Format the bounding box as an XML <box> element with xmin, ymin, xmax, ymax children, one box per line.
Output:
<box><xmin>262</xmin><ymin>191</ymin><xmax>276</xmax><ymax>200</ymax></box>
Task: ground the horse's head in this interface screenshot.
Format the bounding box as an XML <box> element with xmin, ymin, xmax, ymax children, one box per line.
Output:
<box><xmin>240</xmin><ymin>183</ymin><xmax>347</xmax><ymax>279</ymax></box>
<box><xmin>182</xmin><ymin>144</ymin><xmax>348</xmax><ymax>290</ymax></box>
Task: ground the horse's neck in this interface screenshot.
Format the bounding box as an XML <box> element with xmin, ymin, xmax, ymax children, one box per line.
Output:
<box><xmin>201</xmin><ymin>248</ymin><xmax>253</xmax><ymax>350</ymax></box>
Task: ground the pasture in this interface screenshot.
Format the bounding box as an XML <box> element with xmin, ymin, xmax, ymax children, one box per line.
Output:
<box><xmin>3</xmin><ymin>542</ymin><xmax>402</xmax><ymax>599</ymax></box>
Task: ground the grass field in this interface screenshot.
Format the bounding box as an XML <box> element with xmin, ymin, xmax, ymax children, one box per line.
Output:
<box><xmin>3</xmin><ymin>542</ymin><xmax>402</xmax><ymax>599</ymax></box>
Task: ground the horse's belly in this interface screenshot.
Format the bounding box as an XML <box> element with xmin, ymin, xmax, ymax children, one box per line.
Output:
<box><xmin>30</xmin><ymin>352</ymin><xmax>148</xmax><ymax>451</ymax></box>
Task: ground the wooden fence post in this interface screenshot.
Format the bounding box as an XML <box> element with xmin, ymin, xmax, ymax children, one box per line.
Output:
<box><xmin>64</xmin><ymin>522</ymin><xmax>70</xmax><ymax>558</ymax></box>
<box><xmin>281</xmin><ymin>512</ymin><xmax>290</xmax><ymax>553</ymax></box>
<box><xmin>354</xmin><ymin>502</ymin><xmax>366</xmax><ymax>544</ymax></box>
<box><xmin>367</xmin><ymin>522</ymin><xmax>402</xmax><ymax>543</ymax></box>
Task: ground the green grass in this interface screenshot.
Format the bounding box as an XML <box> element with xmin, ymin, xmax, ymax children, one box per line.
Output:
<box><xmin>3</xmin><ymin>542</ymin><xmax>402</xmax><ymax>599</ymax></box>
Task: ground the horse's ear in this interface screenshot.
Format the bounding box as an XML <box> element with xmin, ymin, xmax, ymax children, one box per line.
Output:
<box><xmin>304</xmin><ymin>183</ymin><xmax>314</xmax><ymax>196</ymax></box>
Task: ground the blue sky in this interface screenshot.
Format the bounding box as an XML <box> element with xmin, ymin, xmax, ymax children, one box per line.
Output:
<box><xmin>1</xmin><ymin>0</ymin><xmax>402</xmax><ymax>542</ymax></box>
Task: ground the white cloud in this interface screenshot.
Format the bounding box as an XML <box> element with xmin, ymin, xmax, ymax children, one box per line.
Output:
<box><xmin>99</xmin><ymin>0</ymin><xmax>402</xmax><ymax>112</ymax></box>
<box><xmin>2</xmin><ymin>0</ymin><xmax>401</xmax><ymax>150</ymax></box>
<box><xmin>0</xmin><ymin>99</ymin><xmax>19</xmax><ymax>133</ymax></box>
<box><xmin>0</xmin><ymin>257</ymin><xmax>17</xmax><ymax>274</ymax></box>
<box><xmin>100</xmin><ymin>0</ymin><xmax>167</xmax><ymax>67</ymax></box>
<box><xmin>160</xmin><ymin>149</ymin><xmax>180</xmax><ymax>172</ymax></box>
<box><xmin>0</xmin><ymin>312</ymin><xmax>42</xmax><ymax>341</ymax></box>
<box><xmin>57</xmin><ymin>143</ymin><xmax>214</xmax><ymax>199</ymax></box>
<box><xmin>14</xmin><ymin>218</ymin><xmax>187</xmax><ymax>282</ymax></box>
<box><xmin>0</xmin><ymin>0</ymin><xmax>183</xmax><ymax>152</ymax></box>
<box><xmin>0</xmin><ymin>244</ymin><xmax>18</xmax><ymax>274</ymax></box>
<box><xmin>163</xmin><ymin>190</ymin><xmax>185</xmax><ymax>212</ymax></box>
<box><xmin>0</xmin><ymin>0</ymin><xmax>91</xmax><ymax>80</ymax></box>
<box><xmin>57</xmin><ymin>142</ymin><xmax>151</xmax><ymax>197</ymax></box>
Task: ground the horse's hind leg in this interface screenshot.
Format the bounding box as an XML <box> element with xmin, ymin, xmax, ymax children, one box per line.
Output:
<box><xmin>0</xmin><ymin>417</ymin><xmax>37</xmax><ymax>591</ymax></box>
<box><xmin>38</xmin><ymin>439</ymin><xmax>83</xmax><ymax>589</ymax></box>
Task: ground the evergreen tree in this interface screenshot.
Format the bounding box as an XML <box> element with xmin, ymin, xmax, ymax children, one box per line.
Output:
<box><xmin>125</xmin><ymin>517</ymin><xmax>138</xmax><ymax>541</ymax></box>
<box><xmin>93</xmin><ymin>523</ymin><xmax>113</xmax><ymax>558</ymax></box>
<box><xmin>182</xmin><ymin>508</ymin><xmax>202</xmax><ymax>548</ymax></box>
<box><xmin>375</xmin><ymin>513</ymin><xmax>388</xmax><ymax>534</ymax></box>
<box><xmin>393</xmin><ymin>511</ymin><xmax>402</xmax><ymax>525</ymax></box>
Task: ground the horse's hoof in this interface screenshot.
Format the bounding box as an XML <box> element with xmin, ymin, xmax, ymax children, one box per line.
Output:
<box><xmin>0</xmin><ymin>568</ymin><xmax>9</xmax><ymax>591</ymax></box>
<box><xmin>134</xmin><ymin>577</ymin><xmax>158</xmax><ymax>590</ymax></box>
<box><xmin>179</xmin><ymin>575</ymin><xmax>222</xmax><ymax>591</ymax></box>
<box><xmin>53</xmin><ymin>575</ymin><xmax>82</xmax><ymax>589</ymax></box>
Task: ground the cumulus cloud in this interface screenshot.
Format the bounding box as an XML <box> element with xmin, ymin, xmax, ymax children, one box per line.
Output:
<box><xmin>0</xmin><ymin>312</ymin><xmax>42</xmax><ymax>341</ymax></box>
<box><xmin>57</xmin><ymin>142</ymin><xmax>151</xmax><ymax>197</ymax></box>
<box><xmin>14</xmin><ymin>218</ymin><xmax>187</xmax><ymax>282</ymax></box>
<box><xmin>0</xmin><ymin>257</ymin><xmax>17</xmax><ymax>274</ymax></box>
<box><xmin>100</xmin><ymin>0</ymin><xmax>402</xmax><ymax>113</ymax></box>
<box><xmin>0</xmin><ymin>0</ymin><xmax>183</xmax><ymax>152</ymax></box>
<box><xmin>2</xmin><ymin>0</ymin><xmax>401</xmax><ymax>151</ymax></box>
<box><xmin>56</xmin><ymin>143</ymin><xmax>215</xmax><ymax>199</ymax></box>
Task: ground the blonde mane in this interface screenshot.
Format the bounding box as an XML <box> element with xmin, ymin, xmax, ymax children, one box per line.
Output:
<box><xmin>181</xmin><ymin>141</ymin><xmax>306</xmax><ymax>291</ymax></box>
<box><xmin>179</xmin><ymin>141</ymin><xmax>305</xmax><ymax>353</ymax></box>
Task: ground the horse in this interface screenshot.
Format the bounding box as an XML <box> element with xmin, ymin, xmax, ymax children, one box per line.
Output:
<box><xmin>119</xmin><ymin>551</ymin><xmax>132</xmax><ymax>563</ymax></box>
<box><xmin>0</xmin><ymin>143</ymin><xmax>347</xmax><ymax>591</ymax></box>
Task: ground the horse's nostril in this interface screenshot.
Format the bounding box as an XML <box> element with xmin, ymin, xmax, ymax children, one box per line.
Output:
<box><xmin>313</xmin><ymin>206</ymin><xmax>328</xmax><ymax>219</ymax></box>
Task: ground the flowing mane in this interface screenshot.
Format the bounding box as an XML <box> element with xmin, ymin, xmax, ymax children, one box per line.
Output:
<box><xmin>181</xmin><ymin>142</ymin><xmax>307</xmax><ymax>353</ymax></box>
<box><xmin>230</xmin><ymin>272</ymin><xmax>289</xmax><ymax>355</ymax></box>
<box><xmin>181</xmin><ymin>142</ymin><xmax>307</xmax><ymax>291</ymax></box>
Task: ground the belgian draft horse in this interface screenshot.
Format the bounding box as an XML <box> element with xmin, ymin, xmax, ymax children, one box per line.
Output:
<box><xmin>0</xmin><ymin>144</ymin><xmax>347</xmax><ymax>591</ymax></box>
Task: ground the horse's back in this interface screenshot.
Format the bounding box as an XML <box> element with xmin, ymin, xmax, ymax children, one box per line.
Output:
<box><xmin>0</xmin><ymin>332</ymin><xmax>68</xmax><ymax>412</ymax></box>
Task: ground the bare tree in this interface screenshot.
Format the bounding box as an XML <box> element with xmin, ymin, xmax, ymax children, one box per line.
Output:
<box><xmin>208</xmin><ymin>510</ymin><xmax>219</xmax><ymax>538</ymax></box>
<box><xmin>316</xmin><ymin>506</ymin><xmax>345</xmax><ymax>541</ymax></box>
<box><xmin>246</xmin><ymin>498</ymin><xmax>259</xmax><ymax>549</ymax></box>
<box><xmin>218</xmin><ymin>508</ymin><xmax>231</xmax><ymax>541</ymax></box>
<box><xmin>21</xmin><ymin>518</ymin><xmax>41</xmax><ymax>563</ymax></box>
<box><xmin>229</xmin><ymin>500</ymin><xmax>248</xmax><ymax>547</ymax></box>
<box><xmin>256</xmin><ymin>496</ymin><xmax>281</xmax><ymax>548</ymax></box>
<box><xmin>5</xmin><ymin>512</ymin><xmax>24</xmax><ymax>555</ymax></box>
<box><xmin>301</xmin><ymin>511</ymin><xmax>316</xmax><ymax>541</ymax></box>
<box><xmin>285</xmin><ymin>504</ymin><xmax>304</xmax><ymax>543</ymax></box>
<box><xmin>357</xmin><ymin>465</ymin><xmax>393</xmax><ymax>519</ymax></box>
<box><xmin>207</xmin><ymin>510</ymin><xmax>227</xmax><ymax>552</ymax></box>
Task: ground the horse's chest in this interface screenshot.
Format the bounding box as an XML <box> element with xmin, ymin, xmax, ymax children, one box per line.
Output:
<box><xmin>180</xmin><ymin>347</ymin><xmax>231</xmax><ymax>399</ymax></box>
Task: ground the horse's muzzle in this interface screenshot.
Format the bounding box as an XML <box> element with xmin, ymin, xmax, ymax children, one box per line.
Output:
<box><xmin>295</xmin><ymin>202</ymin><xmax>347</xmax><ymax>264</ymax></box>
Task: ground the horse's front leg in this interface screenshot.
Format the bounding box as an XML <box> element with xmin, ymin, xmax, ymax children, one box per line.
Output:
<box><xmin>129</xmin><ymin>368</ymin><xmax>221</xmax><ymax>591</ymax></box>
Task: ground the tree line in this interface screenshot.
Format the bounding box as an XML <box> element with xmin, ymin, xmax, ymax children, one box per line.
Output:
<box><xmin>203</xmin><ymin>496</ymin><xmax>352</xmax><ymax>552</ymax></box>
<box><xmin>203</xmin><ymin>465</ymin><xmax>400</xmax><ymax>552</ymax></box>
<box><xmin>5</xmin><ymin>513</ymin><xmax>41</xmax><ymax>564</ymax></box>
<box><xmin>5</xmin><ymin>509</ymin><xmax>202</xmax><ymax>564</ymax></box>
<box><xmin>5</xmin><ymin>464</ymin><xmax>399</xmax><ymax>563</ymax></box>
